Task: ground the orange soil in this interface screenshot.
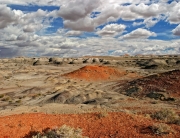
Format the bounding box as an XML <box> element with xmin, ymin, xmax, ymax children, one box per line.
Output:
<box><xmin>62</xmin><ymin>65</ymin><xmax>128</xmax><ymax>81</ymax></box>
<box><xmin>0</xmin><ymin>112</ymin><xmax>180</xmax><ymax>138</ymax></box>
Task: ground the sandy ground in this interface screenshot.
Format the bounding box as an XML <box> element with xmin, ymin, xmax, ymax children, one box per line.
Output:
<box><xmin>0</xmin><ymin>56</ymin><xmax>180</xmax><ymax>137</ymax></box>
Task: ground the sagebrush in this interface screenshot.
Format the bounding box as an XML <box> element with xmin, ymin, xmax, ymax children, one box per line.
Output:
<box><xmin>32</xmin><ymin>125</ymin><xmax>88</xmax><ymax>138</ymax></box>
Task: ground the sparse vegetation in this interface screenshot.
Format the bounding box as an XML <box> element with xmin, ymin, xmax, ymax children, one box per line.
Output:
<box><xmin>32</xmin><ymin>93</ymin><xmax>42</xmax><ymax>99</ymax></box>
<box><xmin>32</xmin><ymin>125</ymin><xmax>88</xmax><ymax>138</ymax></box>
<box><xmin>2</xmin><ymin>97</ymin><xmax>10</xmax><ymax>101</ymax></box>
<box><xmin>4</xmin><ymin>76</ymin><xmax>11</xmax><ymax>79</ymax></box>
<box><xmin>0</xmin><ymin>94</ymin><xmax>4</xmax><ymax>98</ymax></box>
<box><xmin>151</xmin><ymin>123</ymin><xmax>173</xmax><ymax>135</ymax></box>
<box><xmin>151</xmin><ymin>109</ymin><xmax>180</xmax><ymax>124</ymax></box>
<box><xmin>16</xmin><ymin>100</ymin><xmax>21</xmax><ymax>103</ymax></box>
<box><xmin>97</xmin><ymin>110</ymin><xmax>108</xmax><ymax>119</ymax></box>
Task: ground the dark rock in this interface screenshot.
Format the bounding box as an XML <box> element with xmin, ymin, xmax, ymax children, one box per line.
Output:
<box><xmin>143</xmin><ymin>64</ymin><xmax>158</xmax><ymax>69</ymax></box>
<box><xmin>125</xmin><ymin>86</ymin><xmax>142</xmax><ymax>96</ymax></box>
<box><xmin>146</xmin><ymin>92</ymin><xmax>166</xmax><ymax>100</ymax></box>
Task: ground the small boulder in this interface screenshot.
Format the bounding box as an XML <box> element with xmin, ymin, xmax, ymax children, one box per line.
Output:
<box><xmin>33</xmin><ymin>58</ymin><xmax>49</xmax><ymax>65</ymax></box>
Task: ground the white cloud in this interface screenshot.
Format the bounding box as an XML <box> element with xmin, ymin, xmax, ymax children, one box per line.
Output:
<box><xmin>167</xmin><ymin>2</ymin><xmax>180</xmax><ymax>24</ymax></box>
<box><xmin>5</xmin><ymin>34</ymin><xmax>17</xmax><ymax>41</ymax></box>
<box><xmin>0</xmin><ymin>0</ymin><xmax>69</xmax><ymax>6</ymax></box>
<box><xmin>66</xmin><ymin>30</ymin><xmax>83</xmax><ymax>36</ymax></box>
<box><xmin>0</xmin><ymin>5</ymin><xmax>21</xmax><ymax>29</ymax></box>
<box><xmin>93</xmin><ymin>4</ymin><xmax>121</xmax><ymax>26</ymax></box>
<box><xmin>64</xmin><ymin>17</ymin><xmax>95</xmax><ymax>32</ymax></box>
<box><xmin>130</xmin><ymin>3</ymin><xmax>165</xmax><ymax>18</ymax></box>
<box><xmin>17</xmin><ymin>34</ymin><xmax>28</xmax><ymax>40</ymax></box>
<box><xmin>15</xmin><ymin>41</ymin><xmax>41</xmax><ymax>47</ymax></box>
<box><xmin>172</xmin><ymin>24</ymin><xmax>180</xmax><ymax>36</ymax></box>
<box><xmin>0</xmin><ymin>34</ymin><xmax>180</xmax><ymax>57</ymax></box>
<box><xmin>97</xmin><ymin>24</ymin><xmax>126</xmax><ymax>37</ymax></box>
<box><xmin>120</xmin><ymin>28</ymin><xmax>157</xmax><ymax>39</ymax></box>
<box><xmin>23</xmin><ymin>24</ymin><xmax>43</xmax><ymax>32</ymax></box>
<box><xmin>133</xmin><ymin>21</ymin><xmax>143</xmax><ymax>26</ymax></box>
<box><xmin>0</xmin><ymin>1</ymin><xmax>180</xmax><ymax>58</ymax></box>
<box><xmin>143</xmin><ymin>17</ymin><xmax>159</xmax><ymax>28</ymax></box>
<box><xmin>58</xmin><ymin>0</ymin><xmax>100</xmax><ymax>21</ymax></box>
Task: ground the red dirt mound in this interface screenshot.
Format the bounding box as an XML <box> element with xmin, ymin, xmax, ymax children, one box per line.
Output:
<box><xmin>62</xmin><ymin>65</ymin><xmax>127</xmax><ymax>81</ymax></box>
<box><xmin>1</xmin><ymin>112</ymin><xmax>180</xmax><ymax>138</ymax></box>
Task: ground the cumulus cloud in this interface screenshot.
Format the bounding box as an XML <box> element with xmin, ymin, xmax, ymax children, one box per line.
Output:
<box><xmin>0</xmin><ymin>5</ymin><xmax>21</xmax><ymax>29</ymax></box>
<box><xmin>15</xmin><ymin>41</ymin><xmax>41</xmax><ymax>47</ymax></box>
<box><xmin>0</xmin><ymin>1</ymin><xmax>180</xmax><ymax>58</ymax></box>
<box><xmin>64</xmin><ymin>17</ymin><xmax>95</xmax><ymax>32</ymax></box>
<box><xmin>172</xmin><ymin>24</ymin><xmax>180</xmax><ymax>36</ymax></box>
<box><xmin>6</xmin><ymin>34</ymin><xmax>17</xmax><ymax>41</ymax></box>
<box><xmin>133</xmin><ymin>21</ymin><xmax>143</xmax><ymax>26</ymax></box>
<box><xmin>93</xmin><ymin>4</ymin><xmax>121</xmax><ymax>26</ymax></box>
<box><xmin>17</xmin><ymin>34</ymin><xmax>28</xmax><ymax>40</ymax></box>
<box><xmin>57</xmin><ymin>0</ymin><xmax>101</xmax><ymax>32</ymax></box>
<box><xmin>120</xmin><ymin>28</ymin><xmax>157</xmax><ymax>39</ymax></box>
<box><xmin>23</xmin><ymin>24</ymin><xmax>43</xmax><ymax>32</ymax></box>
<box><xmin>97</xmin><ymin>24</ymin><xmax>126</xmax><ymax>37</ymax></box>
<box><xmin>167</xmin><ymin>2</ymin><xmax>180</xmax><ymax>24</ymax></box>
<box><xmin>143</xmin><ymin>17</ymin><xmax>160</xmax><ymax>28</ymax></box>
<box><xmin>58</xmin><ymin>0</ymin><xmax>100</xmax><ymax>21</ymax></box>
<box><xmin>66</xmin><ymin>30</ymin><xmax>83</xmax><ymax>36</ymax></box>
<box><xmin>130</xmin><ymin>3</ymin><xmax>165</xmax><ymax>18</ymax></box>
<box><xmin>0</xmin><ymin>0</ymin><xmax>69</xmax><ymax>6</ymax></box>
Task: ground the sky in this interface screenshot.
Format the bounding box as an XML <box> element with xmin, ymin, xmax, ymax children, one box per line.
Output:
<box><xmin>0</xmin><ymin>0</ymin><xmax>180</xmax><ymax>58</ymax></box>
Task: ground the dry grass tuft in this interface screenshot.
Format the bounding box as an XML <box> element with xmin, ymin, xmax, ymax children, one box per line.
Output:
<box><xmin>32</xmin><ymin>125</ymin><xmax>88</xmax><ymax>138</ymax></box>
<box><xmin>97</xmin><ymin>110</ymin><xmax>109</xmax><ymax>119</ymax></box>
<box><xmin>151</xmin><ymin>123</ymin><xmax>174</xmax><ymax>135</ymax></box>
<box><xmin>151</xmin><ymin>109</ymin><xmax>180</xmax><ymax>124</ymax></box>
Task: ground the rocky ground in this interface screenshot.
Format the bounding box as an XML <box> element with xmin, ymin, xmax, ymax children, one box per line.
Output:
<box><xmin>0</xmin><ymin>55</ymin><xmax>180</xmax><ymax>137</ymax></box>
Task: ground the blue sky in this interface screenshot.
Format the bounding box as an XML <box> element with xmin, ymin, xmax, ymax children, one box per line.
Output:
<box><xmin>0</xmin><ymin>0</ymin><xmax>180</xmax><ymax>58</ymax></box>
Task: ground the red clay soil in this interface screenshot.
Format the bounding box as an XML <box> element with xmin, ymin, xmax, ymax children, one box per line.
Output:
<box><xmin>62</xmin><ymin>65</ymin><xmax>127</xmax><ymax>81</ymax></box>
<box><xmin>0</xmin><ymin>112</ymin><xmax>180</xmax><ymax>138</ymax></box>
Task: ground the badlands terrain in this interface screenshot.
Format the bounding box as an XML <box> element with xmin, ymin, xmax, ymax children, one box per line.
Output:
<box><xmin>0</xmin><ymin>55</ymin><xmax>180</xmax><ymax>137</ymax></box>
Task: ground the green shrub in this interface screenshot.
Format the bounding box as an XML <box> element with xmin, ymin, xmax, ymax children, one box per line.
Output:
<box><xmin>32</xmin><ymin>125</ymin><xmax>88</xmax><ymax>138</ymax></box>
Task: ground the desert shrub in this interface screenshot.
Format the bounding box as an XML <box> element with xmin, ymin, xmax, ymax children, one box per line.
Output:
<box><xmin>151</xmin><ymin>109</ymin><xmax>179</xmax><ymax>123</ymax></box>
<box><xmin>16</xmin><ymin>100</ymin><xmax>21</xmax><ymax>103</ymax></box>
<box><xmin>150</xmin><ymin>101</ymin><xmax>158</xmax><ymax>104</ymax></box>
<box><xmin>32</xmin><ymin>125</ymin><xmax>88</xmax><ymax>138</ymax></box>
<box><xmin>97</xmin><ymin>110</ymin><xmax>108</xmax><ymax>119</ymax></box>
<box><xmin>174</xmin><ymin>119</ymin><xmax>180</xmax><ymax>125</ymax></box>
<box><xmin>151</xmin><ymin>123</ymin><xmax>173</xmax><ymax>135</ymax></box>
<box><xmin>2</xmin><ymin>97</ymin><xmax>10</xmax><ymax>101</ymax></box>
<box><xmin>32</xmin><ymin>93</ymin><xmax>42</xmax><ymax>99</ymax></box>
<box><xmin>0</xmin><ymin>94</ymin><xmax>4</xmax><ymax>98</ymax></box>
